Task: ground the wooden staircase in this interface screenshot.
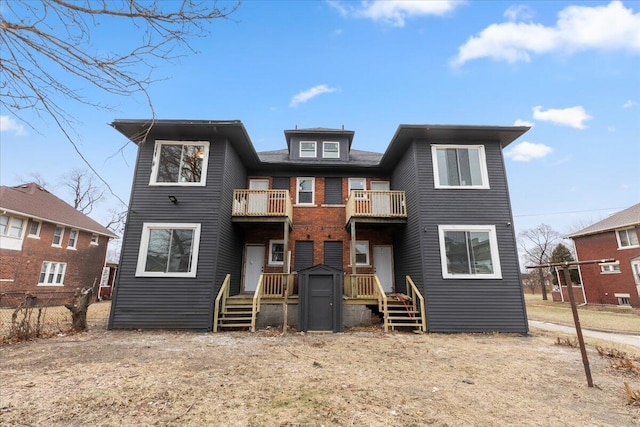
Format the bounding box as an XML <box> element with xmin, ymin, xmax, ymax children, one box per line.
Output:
<box><xmin>216</xmin><ymin>302</ymin><xmax>254</xmax><ymax>330</ymax></box>
<box><xmin>385</xmin><ymin>294</ymin><xmax>424</xmax><ymax>331</ymax></box>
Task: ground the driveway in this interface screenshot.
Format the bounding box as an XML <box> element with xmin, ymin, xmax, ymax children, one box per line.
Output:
<box><xmin>529</xmin><ymin>319</ymin><xmax>640</xmax><ymax>348</ymax></box>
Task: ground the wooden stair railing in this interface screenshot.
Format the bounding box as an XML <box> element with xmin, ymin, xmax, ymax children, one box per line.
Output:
<box><xmin>213</xmin><ymin>274</ymin><xmax>231</xmax><ymax>332</ymax></box>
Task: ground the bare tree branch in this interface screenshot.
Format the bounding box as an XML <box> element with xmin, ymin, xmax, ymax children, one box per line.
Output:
<box><xmin>61</xmin><ymin>168</ymin><xmax>104</xmax><ymax>215</ymax></box>
<box><xmin>518</xmin><ymin>224</ymin><xmax>561</xmax><ymax>300</ymax></box>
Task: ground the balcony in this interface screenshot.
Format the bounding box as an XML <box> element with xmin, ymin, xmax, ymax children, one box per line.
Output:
<box><xmin>345</xmin><ymin>190</ymin><xmax>407</xmax><ymax>226</ymax></box>
<box><xmin>232</xmin><ymin>189</ymin><xmax>293</xmax><ymax>225</ymax></box>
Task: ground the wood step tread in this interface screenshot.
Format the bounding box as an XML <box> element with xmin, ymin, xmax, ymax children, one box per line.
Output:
<box><xmin>220</xmin><ymin>316</ymin><xmax>253</xmax><ymax>321</ymax></box>
<box><xmin>218</xmin><ymin>323</ymin><xmax>252</xmax><ymax>328</ymax></box>
<box><xmin>390</xmin><ymin>323</ymin><xmax>423</xmax><ymax>327</ymax></box>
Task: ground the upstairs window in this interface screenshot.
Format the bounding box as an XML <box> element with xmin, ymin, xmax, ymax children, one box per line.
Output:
<box><xmin>297</xmin><ymin>177</ymin><xmax>315</xmax><ymax>205</ymax></box>
<box><xmin>0</xmin><ymin>215</ymin><xmax>24</xmax><ymax>238</ymax></box>
<box><xmin>150</xmin><ymin>141</ymin><xmax>209</xmax><ymax>186</ymax></box>
<box><xmin>432</xmin><ymin>145</ymin><xmax>489</xmax><ymax>189</ymax></box>
<box><xmin>68</xmin><ymin>229</ymin><xmax>78</xmax><ymax>249</ymax></box>
<box><xmin>91</xmin><ymin>233</ymin><xmax>99</xmax><ymax>245</ymax></box>
<box><xmin>599</xmin><ymin>262</ymin><xmax>621</xmax><ymax>274</ymax></box>
<box><xmin>136</xmin><ymin>223</ymin><xmax>201</xmax><ymax>277</ymax></box>
<box><xmin>38</xmin><ymin>262</ymin><xmax>66</xmax><ymax>286</ymax></box>
<box><xmin>28</xmin><ymin>220</ymin><xmax>41</xmax><ymax>238</ymax></box>
<box><xmin>616</xmin><ymin>228</ymin><xmax>639</xmax><ymax>249</ymax></box>
<box><xmin>438</xmin><ymin>225</ymin><xmax>502</xmax><ymax>279</ymax></box>
<box><xmin>323</xmin><ymin>141</ymin><xmax>340</xmax><ymax>158</ymax></box>
<box><xmin>52</xmin><ymin>226</ymin><xmax>64</xmax><ymax>247</ymax></box>
<box><xmin>299</xmin><ymin>141</ymin><xmax>317</xmax><ymax>158</ymax></box>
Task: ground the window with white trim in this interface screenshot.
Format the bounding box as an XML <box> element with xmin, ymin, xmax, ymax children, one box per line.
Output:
<box><xmin>599</xmin><ymin>262</ymin><xmax>621</xmax><ymax>274</ymax></box>
<box><xmin>616</xmin><ymin>228</ymin><xmax>639</xmax><ymax>249</ymax></box>
<box><xmin>353</xmin><ymin>241</ymin><xmax>369</xmax><ymax>265</ymax></box>
<box><xmin>150</xmin><ymin>141</ymin><xmax>209</xmax><ymax>185</ymax></box>
<box><xmin>323</xmin><ymin>141</ymin><xmax>339</xmax><ymax>158</ymax></box>
<box><xmin>631</xmin><ymin>259</ymin><xmax>640</xmax><ymax>285</ymax></box>
<box><xmin>438</xmin><ymin>225</ymin><xmax>502</xmax><ymax>279</ymax></box>
<box><xmin>68</xmin><ymin>229</ymin><xmax>78</xmax><ymax>249</ymax></box>
<box><xmin>0</xmin><ymin>214</ymin><xmax>24</xmax><ymax>238</ymax></box>
<box><xmin>136</xmin><ymin>223</ymin><xmax>201</xmax><ymax>277</ymax></box>
<box><xmin>348</xmin><ymin>178</ymin><xmax>366</xmax><ymax>199</ymax></box>
<box><xmin>269</xmin><ymin>240</ymin><xmax>285</xmax><ymax>265</ymax></box>
<box><xmin>28</xmin><ymin>220</ymin><xmax>41</xmax><ymax>237</ymax></box>
<box><xmin>615</xmin><ymin>294</ymin><xmax>631</xmax><ymax>306</ymax></box>
<box><xmin>52</xmin><ymin>226</ymin><xmax>64</xmax><ymax>247</ymax></box>
<box><xmin>38</xmin><ymin>262</ymin><xmax>66</xmax><ymax>286</ymax></box>
<box><xmin>297</xmin><ymin>177</ymin><xmax>315</xmax><ymax>204</ymax></box>
<box><xmin>432</xmin><ymin>145</ymin><xmax>489</xmax><ymax>189</ymax></box>
<box><xmin>90</xmin><ymin>233</ymin><xmax>99</xmax><ymax>245</ymax></box>
<box><xmin>299</xmin><ymin>141</ymin><xmax>317</xmax><ymax>158</ymax></box>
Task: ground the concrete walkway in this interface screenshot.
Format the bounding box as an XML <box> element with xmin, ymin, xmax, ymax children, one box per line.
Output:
<box><xmin>529</xmin><ymin>320</ymin><xmax>640</xmax><ymax>348</ymax></box>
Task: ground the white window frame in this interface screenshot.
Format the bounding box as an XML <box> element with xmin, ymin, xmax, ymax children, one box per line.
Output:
<box><xmin>67</xmin><ymin>229</ymin><xmax>78</xmax><ymax>249</ymax></box>
<box><xmin>296</xmin><ymin>177</ymin><xmax>315</xmax><ymax>205</ymax></box>
<box><xmin>322</xmin><ymin>141</ymin><xmax>340</xmax><ymax>158</ymax></box>
<box><xmin>438</xmin><ymin>225</ymin><xmax>502</xmax><ymax>279</ymax></box>
<box><xmin>52</xmin><ymin>225</ymin><xmax>65</xmax><ymax>247</ymax></box>
<box><xmin>353</xmin><ymin>240</ymin><xmax>370</xmax><ymax>266</ymax></box>
<box><xmin>599</xmin><ymin>261</ymin><xmax>621</xmax><ymax>274</ymax></box>
<box><xmin>632</xmin><ymin>259</ymin><xmax>640</xmax><ymax>286</ymax></box>
<box><xmin>432</xmin><ymin>144</ymin><xmax>490</xmax><ymax>189</ymax></box>
<box><xmin>90</xmin><ymin>233</ymin><xmax>99</xmax><ymax>245</ymax></box>
<box><xmin>38</xmin><ymin>261</ymin><xmax>66</xmax><ymax>286</ymax></box>
<box><xmin>136</xmin><ymin>223</ymin><xmax>201</xmax><ymax>278</ymax></box>
<box><xmin>348</xmin><ymin>177</ymin><xmax>366</xmax><ymax>200</ymax></box>
<box><xmin>615</xmin><ymin>293</ymin><xmax>631</xmax><ymax>306</ymax></box>
<box><xmin>299</xmin><ymin>141</ymin><xmax>317</xmax><ymax>158</ymax></box>
<box><xmin>28</xmin><ymin>220</ymin><xmax>41</xmax><ymax>238</ymax></box>
<box><xmin>615</xmin><ymin>227</ymin><xmax>639</xmax><ymax>249</ymax></box>
<box><xmin>268</xmin><ymin>240</ymin><xmax>285</xmax><ymax>265</ymax></box>
<box><xmin>0</xmin><ymin>214</ymin><xmax>25</xmax><ymax>239</ymax></box>
<box><xmin>149</xmin><ymin>140</ymin><xmax>210</xmax><ymax>186</ymax></box>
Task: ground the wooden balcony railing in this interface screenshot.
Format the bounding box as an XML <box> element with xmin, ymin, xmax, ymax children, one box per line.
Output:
<box><xmin>345</xmin><ymin>190</ymin><xmax>406</xmax><ymax>224</ymax></box>
<box><xmin>251</xmin><ymin>273</ymin><xmax>293</xmax><ymax>332</ymax></box>
<box><xmin>232</xmin><ymin>189</ymin><xmax>292</xmax><ymax>222</ymax></box>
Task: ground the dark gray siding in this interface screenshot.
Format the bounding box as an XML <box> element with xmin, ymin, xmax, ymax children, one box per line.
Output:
<box><xmin>324</xmin><ymin>177</ymin><xmax>343</xmax><ymax>204</ymax></box>
<box><xmin>323</xmin><ymin>241</ymin><xmax>343</xmax><ymax>270</ymax></box>
<box><xmin>109</xmin><ymin>135</ymin><xmax>245</xmax><ymax>330</ymax></box>
<box><xmin>409</xmin><ymin>141</ymin><xmax>527</xmax><ymax>333</ymax></box>
<box><xmin>294</xmin><ymin>241</ymin><xmax>314</xmax><ymax>271</ymax></box>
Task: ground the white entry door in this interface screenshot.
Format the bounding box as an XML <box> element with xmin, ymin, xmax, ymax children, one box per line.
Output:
<box><xmin>371</xmin><ymin>181</ymin><xmax>391</xmax><ymax>215</ymax></box>
<box><xmin>373</xmin><ymin>245</ymin><xmax>394</xmax><ymax>293</ymax></box>
<box><xmin>244</xmin><ymin>245</ymin><xmax>265</xmax><ymax>292</ymax></box>
<box><xmin>248</xmin><ymin>179</ymin><xmax>269</xmax><ymax>214</ymax></box>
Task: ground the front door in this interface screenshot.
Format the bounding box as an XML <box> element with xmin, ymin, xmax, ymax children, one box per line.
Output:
<box><xmin>248</xmin><ymin>179</ymin><xmax>269</xmax><ymax>214</ymax></box>
<box><xmin>373</xmin><ymin>245</ymin><xmax>394</xmax><ymax>293</ymax></box>
<box><xmin>309</xmin><ymin>275</ymin><xmax>334</xmax><ymax>331</ymax></box>
<box><xmin>243</xmin><ymin>245</ymin><xmax>265</xmax><ymax>292</ymax></box>
<box><xmin>371</xmin><ymin>181</ymin><xmax>391</xmax><ymax>215</ymax></box>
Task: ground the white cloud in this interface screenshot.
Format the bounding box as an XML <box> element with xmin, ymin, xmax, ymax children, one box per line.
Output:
<box><xmin>505</xmin><ymin>141</ymin><xmax>553</xmax><ymax>162</ymax></box>
<box><xmin>623</xmin><ymin>99</ymin><xmax>637</xmax><ymax>108</ymax></box>
<box><xmin>0</xmin><ymin>115</ymin><xmax>27</xmax><ymax>136</ymax></box>
<box><xmin>329</xmin><ymin>0</ymin><xmax>463</xmax><ymax>27</ymax></box>
<box><xmin>513</xmin><ymin>119</ymin><xmax>534</xmax><ymax>127</ymax></box>
<box><xmin>504</xmin><ymin>5</ymin><xmax>535</xmax><ymax>22</ymax></box>
<box><xmin>452</xmin><ymin>1</ymin><xmax>640</xmax><ymax>66</ymax></box>
<box><xmin>289</xmin><ymin>85</ymin><xmax>337</xmax><ymax>107</ymax></box>
<box><xmin>532</xmin><ymin>105</ymin><xmax>592</xmax><ymax>129</ymax></box>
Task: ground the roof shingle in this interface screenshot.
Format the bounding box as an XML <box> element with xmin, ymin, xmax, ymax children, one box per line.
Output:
<box><xmin>566</xmin><ymin>203</ymin><xmax>640</xmax><ymax>238</ymax></box>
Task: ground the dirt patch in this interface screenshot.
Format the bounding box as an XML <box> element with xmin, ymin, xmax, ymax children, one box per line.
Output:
<box><xmin>1</xmin><ymin>328</ymin><xmax>639</xmax><ymax>426</ymax></box>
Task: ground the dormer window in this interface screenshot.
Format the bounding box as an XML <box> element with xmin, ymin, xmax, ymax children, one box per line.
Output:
<box><xmin>323</xmin><ymin>141</ymin><xmax>339</xmax><ymax>158</ymax></box>
<box><xmin>300</xmin><ymin>141</ymin><xmax>317</xmax><ymax>158</ymax></box>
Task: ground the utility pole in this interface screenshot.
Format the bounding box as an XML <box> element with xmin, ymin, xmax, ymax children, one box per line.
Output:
<box><xmin>527</xmin><ymin>258</ymin><xmax>615</xmax><ymax>388</ymax></box>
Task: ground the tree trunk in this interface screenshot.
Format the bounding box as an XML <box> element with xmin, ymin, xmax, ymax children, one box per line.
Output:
<box><xmin>538</xmin><ymin>268</ymin><xmax>548</xmax><ymax>301</ymax></box>
<box><xmin>65</xmin><ymin>288</ymin><xmax>93</xmax><ymax>331</ymax></box>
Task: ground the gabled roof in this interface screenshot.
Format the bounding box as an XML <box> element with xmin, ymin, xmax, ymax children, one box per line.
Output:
<box><xmin>0</xmin><ymin>183</ymin><xmax>117</xmax><ymax>238</ymax></box>
<box><xmin>567</xmin><ymin>203</ymin><xmax>640</xmax><ymax>239</ymax></box>
<box><xmin>284</xmin><ymin>127</ymin><xmax>355</xmax><ymax>149</ymax></box>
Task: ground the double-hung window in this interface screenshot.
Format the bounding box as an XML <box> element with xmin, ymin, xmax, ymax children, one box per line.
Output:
<box><xmin>616</xmin><ymin>228</ymin><xmax>639</xmax><ymax>249</ymax></box>
<box><xmin>354</xmin><ymin>241</ymin><xmax>370</xmax><ymax>265</ymax></box>
<box><xmin>28</xmin><ymin>220</ymin><xmax>41</xmax><ymax>238</ymax></box>
<box><xmin>269</xmin><ymin>240</ymin><xmax>285</xmax><ymax>265</ymax></box>
<box><xmin>150</xmin><ymin>141</ymin><xmax>209</xmax><ymax>185</ymax></box>
<box><xmin>297</xmin><ymin>178</ymin><xmax>315</xmax><ymax>205</ymax></box>
<box><xmin>323</xmin><ymin>141</ymin><xmax>340</xmax><ymax>158</ymax></box>
<box><xmin>0</xmin><ymin>215</ymin><xmax>24</xmax><ymax>238</ymax></box>
<box><xmin>68</xmin><ymin>229</ymin><xmax>78</xmax><ymax>249</ymax></box>
<box><xmin>90</xmin><ymin>233</ymin><xmax>99</xmax><ymax>245</ymax></box>
<box><xmin>438</xmin><ymin>225</ymin><xmax>502</xmax><ymax>279</ymax></box>
<box><xmin>432</xmin><ymin>145</ymin><xmax>489</xmax><ymax>189</ymax></box>
<box><xmin>299</xmin><ymin>141</ymin><xmax>317</xmax><ymax>158</ymax></box>
<box><xmin>38</xmin><ymin>262</ymin><xmax>66</xmax><ymax>286</ymax></box>
<box><xmin>52</xmin><ymin>226</ymin><xmax>64</xmax><ymax>247</ymax></box>
<box><xmin>348</xmin><ymin>178</ymin><xmax>366</xmax><ymax>199</ymax></box>
<box><xmin>136</xmin><ymin>223</ymin><xmax>201</xmax><ymax>277</ymax></box>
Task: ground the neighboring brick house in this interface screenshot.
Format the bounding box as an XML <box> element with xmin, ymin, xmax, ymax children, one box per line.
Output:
<box><xmin>108</xmin><ymin>120</ymin><xmax>530</xmax><ymax>333</ymax></box>
<box><xmin>566</xmin><ymin>203</ymin><xmax>640</xmax><ymax>308</ymax></box>
<box><xmin>0</xmin><ymin>183</ymin><xmax>117</xmax><ymax>304</ymax></box>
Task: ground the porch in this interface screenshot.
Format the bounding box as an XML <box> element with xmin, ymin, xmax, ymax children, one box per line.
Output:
<box><xmin>213</xmin><ymin>273</ymin><xmax>426</xmax><ymax>333</ymax></box>
<box><xmin>345</xmin><ymin>190</ymin><xmax>407</xmax><ymax>227</ymax></box>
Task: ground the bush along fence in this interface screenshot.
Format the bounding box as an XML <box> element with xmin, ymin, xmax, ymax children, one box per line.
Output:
<box><xmin>0</xmin><ymin>290</ymin><xmax>110</xmax><ymax>342</ymax></box>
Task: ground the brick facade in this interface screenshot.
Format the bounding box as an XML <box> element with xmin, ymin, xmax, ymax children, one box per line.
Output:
<box><xmin>0</xmin><ymin>220</ymin><xmax>109</xmax><ymax>297</ymax></box>
<box><xmin>573</xmin><ymin>226</ymin><xmax>640</xmax><ymax>307</ymax></box>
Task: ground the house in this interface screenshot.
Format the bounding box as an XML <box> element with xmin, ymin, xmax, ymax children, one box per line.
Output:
<box><xmin>566</xmin><ymin>203</ymin><xmax>640</xmax><ymax>308</ymax></box>
<box><xmin>108</xmin><ymin>120</ymin><xmax>530</xmax><ymax>333</ymax></box>
<box><xmin>0</xmin><ymin>183</ymin><xmax>117</xmax><ymax>305</ymax></box>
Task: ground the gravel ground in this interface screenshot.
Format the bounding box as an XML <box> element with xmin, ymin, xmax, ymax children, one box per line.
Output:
<box><xmin>1</xmin><ymin>326</ymin><xmax>639</xmax><ymax>427</ymax></box>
